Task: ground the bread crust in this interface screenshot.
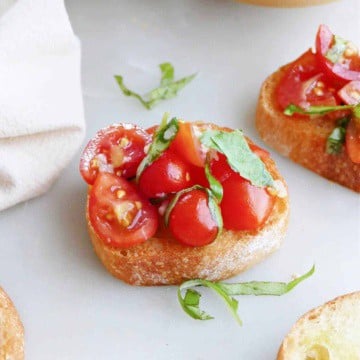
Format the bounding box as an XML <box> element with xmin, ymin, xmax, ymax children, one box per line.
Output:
<box><xmin>277</xmin><ymin>291</ymin><xmax>360</xmax><ymax>359</ymax></box>
<box><xmin>236</xmin><ymin>0</ymin><xmax>337</xmax><ymax>7</ymax></box>
<box><xmin>256</xmin><ymin>61</ymin><xmax>360</xmax><ymax>192</ymax></box>
<box><xmin>86</xmin><ymin>149</ymin><xmax>289</xmax><ymax>286</ymax></box>
<box><xmin>0</xmin><ymin>288</ymin><xmax>24</xmax><ymax>360</ymax></box>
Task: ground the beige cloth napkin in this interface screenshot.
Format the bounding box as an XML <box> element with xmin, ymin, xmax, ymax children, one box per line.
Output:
<box><xmin>0</xmin><ymin>0</ymin><xmax>85</xmax><ymax>211</ymax></box>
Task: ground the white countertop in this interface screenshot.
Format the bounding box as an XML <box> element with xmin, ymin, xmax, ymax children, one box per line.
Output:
<box><xmin>0</xmin><ymin>0</ymin><xmax>359</xmax><ymax>358</ymax></box>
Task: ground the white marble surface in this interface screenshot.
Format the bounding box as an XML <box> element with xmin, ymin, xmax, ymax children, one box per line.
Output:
<box><xmin>0</xmin><ymin>0</ymin><xmax>359</xmax><ymax>359</ymax></box>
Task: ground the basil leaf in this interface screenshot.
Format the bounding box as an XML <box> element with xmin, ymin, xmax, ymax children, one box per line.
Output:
<box><xmin>326</xmin><ymin>35</ymin><xmax>348</xmax><ymax>64</ymax></box>
<box><xmin>164</xmin><ymin>186</ymin><xmax>223</xmax><ymax>239</ymax></box>
<box><xmin>204</xmin><ymin>162</ymin><xmax>223</xmax><ymax>202</ymax></box>
<box><xmin>178</xmin><ymin>266</ymin><xmax>315</xmax><ymax>324</ymax></box>
<box><xmin>114</xmin><ymin>63</ymin><xmax>196</xmax><ymax>110</ymax></box>
<box><xmin>136</xmin><ymin>114</ymin><xmax>179</xmax><ymax>180</ymax></box>
<box><xmin>326</xmin><ymin>117</ymin><xmax>350</xmax><ymax>155</ymax></box>
<box><xmin>200</xmin><ymin>130</ymin><xmax>274</xmax><ymax>188</ymax></box>
<box><xmin>284</xmin><ymin>103</ymin><xmax>354</xmax><ymax>116</ymax></box>
<box><xmin>178</xmin><ymin>279</ymin><xmax>241</xmax><ymax>324</ymax></box>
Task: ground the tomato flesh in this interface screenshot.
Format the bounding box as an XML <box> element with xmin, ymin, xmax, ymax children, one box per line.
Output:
<box><xmin>346</xmin><ymin>117</ymin><xmax>360</xmax><ymax>163</ymax></box>
<box><xmin>170</xmin><ymin>121</ymin><xmax>205</xmax><ymax>167</ymax></box>
<box><xmin>138</xmin><ymin>151</ymin><xmax>194</xmax><ymax>198</ymax></box>
<box><xmin>168</xmin><ymin>189</ymin><xmax>218</xmax><ymax>246</ymax></box>
<box><xmin>89</xmin><ymin>173</ymin><xmax>158</xmax><ymax>248</ymax></box>
<box><xmin>277</xmin><ymin>50</ymin><xmax>337</xmax><ymax>110</ymax></box>
<box><xmin>80</xmin><ymin>124</ymin><xmax>151</xmax><ymax>185</ymax></box>
<box><xmin>220</xmin><ymin>173</ymin><xmax>275</xmax><ymax>231</ymax></box>
<box><xmin>316</xmin><ymin>24</ymin><xmax>360</xmax><ymax>84</ymax></box>
<box><xmin>338</xmin><ymin>81</ymin><xmax>360</xmax><ymax>105</ymax></box>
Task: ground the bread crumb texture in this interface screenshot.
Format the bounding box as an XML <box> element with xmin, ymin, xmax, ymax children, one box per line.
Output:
<box><xmin>278</xmin><ymin>291</ymin><xmax>360</xmax><ymax>360</ymax></box>
<box><xmin>0</xmin><ymin>288</ymin><xmax>24</xmax><ymax>360</ymax></box>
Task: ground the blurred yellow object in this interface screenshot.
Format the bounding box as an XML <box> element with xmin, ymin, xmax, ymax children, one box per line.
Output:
<box><xmin>236</xmin><ymin>0</ymin><xmax>338</xmax><ymax>7</ymax></box>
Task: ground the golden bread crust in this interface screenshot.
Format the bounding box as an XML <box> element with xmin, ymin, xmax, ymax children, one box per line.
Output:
<box><xmin>0</xmin><ymin>288</ymin><xmax>24</xmax><ymax>360</ymax></box>
<box><xmin>256</xmin><ymin>61</ymin><xmax>360</xmax><ymax>192</ymax></box>
<box><xmin>86</xmin><ymin>151</ymin><xmax>289</xmax><ymax>286</ymax></box>
<box><xmin>277</xmin><ymin>291</ymin><xmax>360</xmax><ymax>359</ymax></box>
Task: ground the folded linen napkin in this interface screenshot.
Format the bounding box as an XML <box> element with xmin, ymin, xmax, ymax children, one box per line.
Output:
<box><xmin>0</xmin><ymin>0</ymin><xmax>84</xmax><ymax>211</ymax></box>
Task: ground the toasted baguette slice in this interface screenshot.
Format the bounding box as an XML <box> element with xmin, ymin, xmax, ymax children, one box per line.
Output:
<box><xmin>256</xmin><ymin>61</ymin><xmax>360</xmax><ymax>192</ymax></box>
<box><xmin>278</xmin><ymin>291</ymin><xmax>360</xmax><ymax>359</ymax></box>
<box><xmin>237</xmin><ymin>0</ymin><xmax>337</xmax><ymax>7</ymax></box>
<box><xmin>86</xmin><ymin>149</ymin><xmax>289</xmax><ymax>286</ymax></box>
<box><xmin>0</xmin><ymin>288</ymin><xmax>24</xmax><ymax>360</ymax></box>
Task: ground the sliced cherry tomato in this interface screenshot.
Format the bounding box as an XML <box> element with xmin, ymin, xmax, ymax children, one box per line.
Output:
<box><xmin>146</xmin><ymin>125</ymin><xmax>158</xmax><ymax>137</ymax></box>
<box><xmin>138</xmin><ymin>151</ymin><xmax>194</xmax><ymax>198</ymax></box>
<box><xmin>277</xmin><ymin>50</ymin><xmax>337</xmax><ymax>110</ymax></box>
<box><xmin>168</xmin><ymin>189</ymin><xmax>218</xmax><ymax>246</ymax></box>
<box><xmin>80</xmin><ymin>124</ymin><xmax>151</xmax><ymax>185</ymax></box>
<box><xmin>316</xmin><ymin>24</ymin><xmax>360</xmax><ymax>85</ymax></box>
<box><xmin>220</xmin><ymin>173</ymin><xmax>275</xmax><ymax>231</ymax></box>
<box><xmin>346</xmin><ymin>117</ymin><xmax>360</xmax><ymax>163</ymax></box>
<box><xmin>170</xmin><ymin>121</ymin><xmax>205</xmax><ymax>167</ymax></box>
<box><xmin>338</xmin><ymin>81</ymin><xmax>360</xmax><ymax>105</ymax></box>
<box><xmin>88</xmin><ymin>173</ymin><xmax>158</xmax><ymax>248</ymax></box>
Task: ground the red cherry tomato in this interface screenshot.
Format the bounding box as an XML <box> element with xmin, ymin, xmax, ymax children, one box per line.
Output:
<box><xmin>346</xmin><ymin>117</ymin><xmax>360</xmax><ymax>163</ymax></box>
<box><xmin>88</xmin><ymin>173</ymin><xmax>159</xmax><ymax>248</ymax></box>
<box><xmin>168</xmin><ymin>189</ymin><xmax>218</xmax><ymax>246</ymax></box>
<box><xmin>338</xmin><ymin>81</ymin><xmax>360</xmax><ymax>105</ymax></box>
<box><xmin>277</xmin><ymin>50</ymin><xmax>338</xmax><ymax>110</ymax></box>
<box><xmin>138</xmin><ymin>151</ymin><xmax>194</xmax><ymax>198</ymax></box>
<box><xmin>220</xmin><ymin>173</ymin><xmax>275</xmax><ymax>231</ymax></box>
<box><xmin>316</xmin><ymin>24</ymin><xmax>360</xmax><ymax>85</ymax></box>
<box><xmin>170</xmin><ymin>121</ymin><xmax>205</xmax><ymax>167</ymax></box>
<box><xmin>80</xmin><ymin>124</ymin><xmax>151</xmax><ymax>185</ymax></box>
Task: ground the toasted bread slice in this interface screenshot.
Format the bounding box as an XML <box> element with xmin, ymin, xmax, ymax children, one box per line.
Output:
<box><xmin>278</xmin><ymin>291</ymin><xmax>360</xmax><ymax>359</ymax></box>
<box><xmin>0</xmin><ymin>288</ymin><xmax>24</xmax><ymax>360</ymax></box>
<box><xmin>256</xmin><ymin>61</ymin><xmax>360</xmax><ymax>192</ymax></box>
<box><xmin>86</xmin><ymin>150</ymin><xmax>289</xmax><ymax>286</ymax></box>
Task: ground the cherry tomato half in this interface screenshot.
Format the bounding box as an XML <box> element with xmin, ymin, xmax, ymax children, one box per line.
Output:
<box><xmin>168</xmin><ymin>189</ymin><xmax>218</xmax><ymax>246</ymax></box>
<box><xmin>170</xmin><ymin>121</ymin><xmax>205</xmax><ymax>167</ymax></box>
<box><xmin>316</xmin><ymin>24</ymin><xmax>360</xmax><ymax>85</ymax></box>
<box><xmin>80</xmin><ymin>124</ymin><xmax>151</xmax><ymax>185</ymax></box>
<box><xmin>138</xmin><ymin>151</ymin><xmax>194</xmax><ymax>198</ymax></box>
<box><xmin>277</xmin><ymin>50</ymin><xmax>337</xmax><ymax>110</ymax></box>
<box><xmin>220</xmin><ymin>173</ymin><xmax>275</xmax><ymax>231</ymax></box>
<box><xmin>346</xmin><ymin>117</ymin><xmax>360</xmax><ymax>163</ymax></box>
<box><xmin>88</xmin><ymin>173</ymin><xmax>158</xmax><ymax>248</ymax></box>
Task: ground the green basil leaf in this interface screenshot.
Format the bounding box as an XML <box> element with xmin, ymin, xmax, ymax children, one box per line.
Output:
<box><xmin>114</xmin><ymin>63</ymin><xmax>196</xmax><ymax>110</ymax></box>
<box><xmin>284</xmin><ymin>103</ymin><xmax>354</xmax><ymax>116</ymax></box>
<box><xmin>326</xmin><ymin>35</ymin><xmax>348</xmax><ymax>64</ymax></box>
<box><xmin>326</xmin><ymin>117</ymin><xmax>350</xmax><ymax>155</ymax></box>
<box><xmin>178</xmin><ymin>266</ymin><xmax>315</xmax><ymax>324</ymax></box>
<box><xmin>178</xmin><ymin>279</ymin><xmax>241</xmax><ymax>324</ymax></box>
<box><xmin>164</xmin><ymin>186</ymin><xmax>223</xmax><ymax>239</ymax></box>
<box><xmin>159</xmin><ymin>62</ymin><xmax>174</xmax><ymax>86</ymax></box>
<box><xmin>136</xmin><ymin>114</ymin><xmax>179</xmax><ymax>181</ymax></box>
<box><xmin>200</xmin><ymin>130</ymin><xmax>274</xmax><ymax>188</ymax></box>
<box><xmin>204</xmin><ymin>162</ymin><xmax>223</xmax><ymax>202</ymax></box>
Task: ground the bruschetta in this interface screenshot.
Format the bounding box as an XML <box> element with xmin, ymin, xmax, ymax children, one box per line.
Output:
<box><xmin>256</xmin><ymin>25</ymin><xmax>360</xmax><ymax>192</ymax></box>
<box><xmin>80</xmin><ymin>117</ymin><xmax>289</xmax><ymax>285</ymax></box>
<box><xmin>0</xmin><ymin>287</ymin><xmax>24</xmax><ymax>360</ymax></box>
<box><xmin>278</xmin><ymin>291</ymin><xmax>360</xmax><ymax>359</ymax></box>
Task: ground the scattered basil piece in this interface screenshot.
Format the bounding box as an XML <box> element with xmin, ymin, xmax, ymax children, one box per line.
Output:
<box><xmin>326</xmin><ymin>117</ymin><xmax>350</xmax><ymax>155</ymax></box>
<box><xmin>178</xmin><ymin>265</ymin><xmax>315</xmax><ymax>324</ymax></box>
<box><xmin>204</xmin><ymin>162</ymin><xmax>223</xmax><ymax>202</ymax></box>
<box><xmin>136</xmin><ymin>114</ymin><xmax>179</xmax><ymax>181</ymax></box>
<box><xmin>284</xmin><ymin>103</ymin><xmax>354</xmax><ymax>116</ymax></box>
<box><xmin>326</xmin><ymin>35</ymin><xmax>348</xmax><ymax>64</ymax></box>
<box><xmin>114</xmin><ymin>62</ymin><xmax>196</xmax><ymax>110</ymax></box>
<box><xmin>200</xmin><ymin>130</ymin><xmax>274</xmax><ymax>188</ymax></box>
<box><xmin>164</xmin><ymin>185</ymin><xmax>223</xmax><ymax>239</ymax></box>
